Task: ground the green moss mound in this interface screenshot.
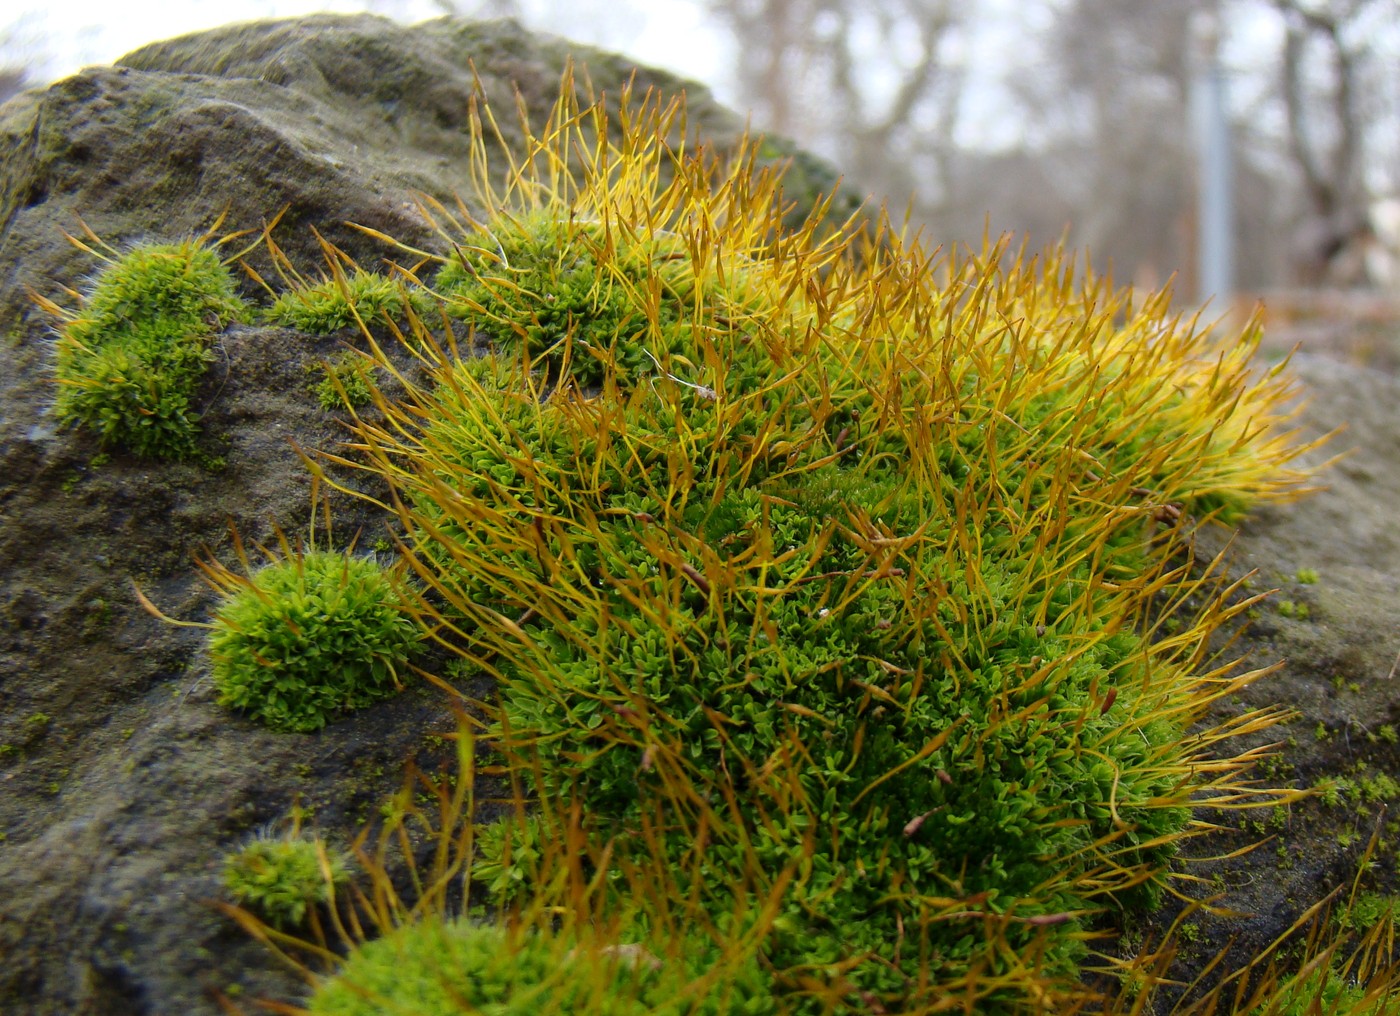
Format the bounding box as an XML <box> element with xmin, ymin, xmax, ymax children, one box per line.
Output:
<box><xmin>319</xmin><ymin>90</ymin><xmax>1313</xmax><ymax>1010</ymax></box>
<box><xmin>266</xmin><ymin>270</ymin><xmax>414</xmax><ymax>334</ymax></box>
<box><xmin>431</xmin><ymin>213</ymin><xmax>728</xmax><ymax>387</ymax></box>
<box><xmin>399</xmin><ymin>331</ymin><xmax>1193</xmax><ymax>997</ymax></box>
<box><xmin>223</xmin><ymin>828</ymin><xmax>349</xmax><ymax>928</ymax></box>
<box><xmin>307</xmin><ymin>918</ymin><xmax>777</xmax><ymax>1016</ymax></box>
<box><xmin>206</xmin><ymin>550</ymin><xmax>422</xmax><ymax>733</ymax></box>
<box><xmin>313</xmin><ymin>352</ymin><xmax>376</xmax><ymax>411</ymax></box>
<box><xmin>52</xmin><ymin>240</ymin><xmax>246</xmax><ymax>459</ymax></box>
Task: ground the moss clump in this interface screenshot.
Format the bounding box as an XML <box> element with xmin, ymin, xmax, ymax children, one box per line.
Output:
<box><xmin>307</xmin><ymin>918</ymin><xmax>775</xmax><ymax>1016</ymax></box>
<box><xmin>204</xmin><ymin>549</ymin><xmax>422</xmax><ymax>733</ymax></box>
<box><xmin>393</xmin><ymin>338</ymin><xmax>1198</xmax><ymax>1000</ymax></box>
<box><xmin>51</xmin><ymin>239</ymin><xmax>246</xmax><ymax>459</ymax></box>
<box><xmin>223</xmin><ymin>827</ymin><xmax>349</xmax><ymax>928</ymax></box>
<box><xmin>322</xmin><ymin>89</ymin><xmax>1314</xmax><ymax>1010</ymax></box>
<box><xmin>430</xmin><ymin>214</ymin><xmax>717</xmax><ymax>387</ymax></box>
<box><xmin>313</xmin><ymin>353</ymin><xmax>375</xmax><ymax>410</ymax></box>
<box><xmin>1248</xmin><ymin>967</ymin><xmax>1390</xmax><ymax>1015</ymax></box>
<box><xmin>267</xmin><ymin>270</ymin><xmax>414</xmax><ymax>334</ymax></box>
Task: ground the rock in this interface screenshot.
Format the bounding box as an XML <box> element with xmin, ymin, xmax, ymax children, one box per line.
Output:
<box><xmin>1</xmin><ymin>11</ymin><xmax>1397</xmax><ymax>1016</ymax></box>
<box><xmin>0</xmin><ymin>15</ymin><xmax>853</xmax><ymax>1015</ymax></box>
<box><xmin>1135</xmin><ymin>350</ymin><xmax>1400</xmax><ymax>996</ymax></box>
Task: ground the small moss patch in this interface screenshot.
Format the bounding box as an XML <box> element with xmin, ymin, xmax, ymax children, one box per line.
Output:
<box><xmin>308</xmin><ymin>918</ymin><xmax>775</xmax><ymax>1016</ymax></box>
<box><xmin>50</xmin><ymin>239</ymin><xmax>246</xmax><ymax>460</ymax></box>
<box><xmin>204</xmin><ymin>549</ymin><xmax>422</xmax><ymax>733</ymax></box>
<box><xmin>266</xmin><ymin>270</ymin><xmax>414</xmax><ymax>334</ymax></box>
<box><xmin>223</xmin><ymin>826</ymin><xmax>349</xmax><ymax>928</ymax></box>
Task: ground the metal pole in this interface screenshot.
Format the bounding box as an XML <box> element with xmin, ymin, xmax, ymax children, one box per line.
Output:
<box><xmin>1192</xmin><ymin>10</ymin><xmax>1235</xmax><ymax>305</ymax></box>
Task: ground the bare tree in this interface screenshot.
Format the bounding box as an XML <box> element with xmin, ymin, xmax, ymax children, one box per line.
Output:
<box><xmin>999</xmin><ymin>0</ymin><xmax>1210</xmax><ymax>286</ymax></box>
<box><xmin>1270</xmin><ymin>0</ymin><xmax>1392</xmax><ymax>284</ymax></box>
<box><xmin>389</xmin><ymin>0</ymin><xmax>1397</xmax><ymax>294</ymax></box>
<box><xmin>706</xmin><ymin>0</ymin><xmax>967</xmax><ymax>221</ymax></box>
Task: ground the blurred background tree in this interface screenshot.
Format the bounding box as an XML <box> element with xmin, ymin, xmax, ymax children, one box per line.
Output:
<box><xmin>0</xmin><ymin>18</ymin><xmax>35</xmax><ymax>106</ymax></box>
<box><xmin>1270</xmin><ymin>0</ymin><xmax>1392</xmax><ymax>285</ymax></box>
<box><xmin>703</xmin><ymin>0</ymin><xmax>966</xmax><ymax>229</ymax></box>
<box><xmin>700</xmin><ymin>0</ymin><xmax>1399</xmax><ymax>296</ymax></box>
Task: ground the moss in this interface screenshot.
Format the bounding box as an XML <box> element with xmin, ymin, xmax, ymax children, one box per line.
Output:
<box><xmin>50</xmin><ymin>239</ymin><xmax>246</xmax><ymax>460</ymax></box>
<box><xmin>267</xmin><ymin>271</ymin><xmax>413</xmax><ymax>334</ymax></box>
<box><xmin>223</xmin><ymin>826</ymin><xmax>349</xmax><ymax>928</ymax></box>
<box><xmin>430</xmin><ymin>214</ymin><xmax>711</xmax><ymax>387</ymax></box>
<box><xmin>312</xmin><ymin>353</ymin><xmax>375</xmax><ymax>410</ymax></box>
<box><xmin>322</xmin><ymin>84</ymin><xmax>1317</xmax><ymax>1012</ymax></box>
<box><xmin>1338</xmin><ymin>893</ymin><xmax>1400</xmax><ymax>934</ymax></box>
<box><xmin>204</xmin><ymin>549</ymin><xmax>422</xmax><ymax>733</ymax></box>
<box><xmin>308</xmin><ymin>918</ymin><xmax>775</xmax><ymax>1016</ymax></box>
<box><xmin>1250</xmin><ymin>966</ymin><xmax>1392</xmax><ymax>1014</ymax></box>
